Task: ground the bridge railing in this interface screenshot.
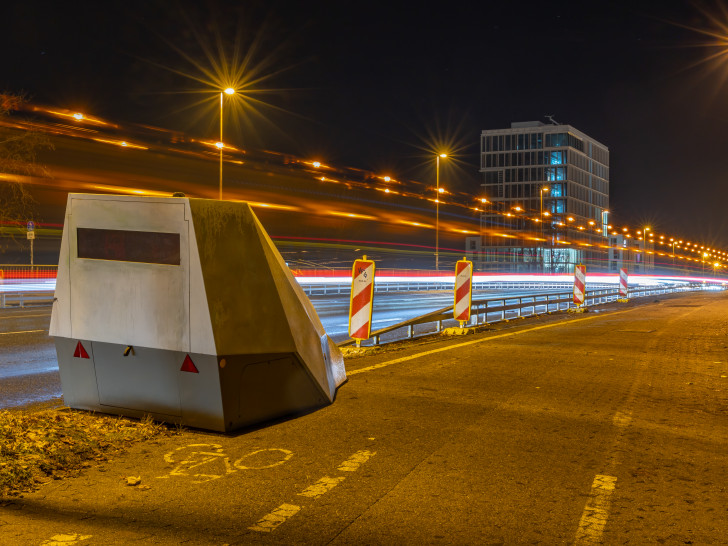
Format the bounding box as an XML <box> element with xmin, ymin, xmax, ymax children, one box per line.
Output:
<box><xmin>0</xmin><ymin>291</ymin><xmax>55</xmax><ymax>308</ymax></box>
<box><xmin>339</xmin><ymin>283</ymin><xmax>703</xmax><ymax>347</ymax></box>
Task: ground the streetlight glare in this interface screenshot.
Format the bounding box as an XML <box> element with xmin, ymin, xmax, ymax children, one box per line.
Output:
<box><xmin>215</xmin><ymin>141</ymin><xmax>224</xmax><ymax>149</ymax></box>
<box><xmin>224</xmin><ymin>87</ymin><xmax>236</xmax><ymax>95</ymax></box>
<box><xmin>439</xmin><ymin>153</ymin><xmax>447</xmax><ymax>158</ymax></box>
<box><xmin>73</xmin><ymin>113</ymin><xmax>84</xmax><ymax>120</ymax></box>
<box><xmin>438</xmin><ymin>187</ymin><xmax>445</xmax><ymax>194</ymax></box>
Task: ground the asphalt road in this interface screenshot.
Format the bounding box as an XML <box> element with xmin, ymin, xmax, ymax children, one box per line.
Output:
<box><xmin>0</xmin><ymin>288</ymin><xmax>565</xmax><ymax>408</ymax></box>
<box><xmin>0</xmin><ymin>308</ymin><xmax>58</xmax><ymax>408</ymax></box>
<box><xmin>2</xmin><ymin>290</ymin><xmax>727</xmax><ymax>544</ymax></box>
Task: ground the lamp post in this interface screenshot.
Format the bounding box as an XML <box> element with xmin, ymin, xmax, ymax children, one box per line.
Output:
<box><xmin>540</xmin><ymin>186</ymin><xmax>549</xmax><ymax>272</ymax></box>
<box><xmin>219</xmin><ymin>87</ymin><xmax>235</xmax><ymax>200</ymax></box>
<box><xmin>435</xmin><ymin>153</ymin><xmax>447</xmax><ymax>271</ymax></box>
<box><xmin>643</xmin><ymin>226</ymin><xmax>650</xmax><ymax>273</ymax></box>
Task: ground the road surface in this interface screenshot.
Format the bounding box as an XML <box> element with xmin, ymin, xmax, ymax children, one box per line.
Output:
<box><xmin>1</xmin><ymin>290</ymin><xmax>726</xmax><ymax>544</ymax></box>
<box><xmin>0</xmin><ymin>287</ymin><xmax>569</xmax><ymax>409</ymax></box>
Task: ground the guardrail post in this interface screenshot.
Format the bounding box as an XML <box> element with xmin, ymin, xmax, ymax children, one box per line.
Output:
<box><xmin>408</xmin><ymin>324</ymin><xmax>413</xmax><ymax>338</ymax></box>
<box><xmin>436</xmin><ymin>320</ymin><xmax>442</xmax><ymax>332</ymax></box>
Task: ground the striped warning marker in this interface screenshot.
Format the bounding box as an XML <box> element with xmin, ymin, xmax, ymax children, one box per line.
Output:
<box><xmin>348</xmin><ymin>256</ymin><xmax>376</xmax><ymax>344</ymax></box>
<box><xmin>454</xmin><ymin>258</ymin><xmax>473</xmax><ymax>325</ymax></box>
<box><xmin>573</xmin><ymin>264</ymin><xmax>586</xmax><ymax>307</ymax></box>
<box><xmin>619</xmin><ymin>268</ymin><xmax>628</xmax><ymax>299</ymax></box>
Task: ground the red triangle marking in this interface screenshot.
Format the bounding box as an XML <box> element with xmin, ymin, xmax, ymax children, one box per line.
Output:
<box><xmin>73</xmin><ymin>341</ymin><xmax>90</xmax><ymax>359</ymax></box>
<box><xmin>181</xmin><ymin>354</ymin><xmax>199</xmax><ymax>373</ymax></box>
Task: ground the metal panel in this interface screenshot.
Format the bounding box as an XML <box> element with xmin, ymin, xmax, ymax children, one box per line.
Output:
<box><xmin>92</xmin><ymin>342</ymin><xmax>182</xmax><ymax>417</ymax></box>
<box><xmin>54</xmin><ymin>337</ymin><xmax>99</xmax><ymax>409</ymax></box>
<box><xmin>68</xmin><ymin>198</ymin><xmax>190</xmax><ymax>352</ymax></box>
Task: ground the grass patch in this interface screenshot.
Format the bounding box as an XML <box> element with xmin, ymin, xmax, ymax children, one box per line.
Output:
<box><xmin>0</xmin><ymin>409</ymin><xmax>173</xmax><ymax>498</ymax></box>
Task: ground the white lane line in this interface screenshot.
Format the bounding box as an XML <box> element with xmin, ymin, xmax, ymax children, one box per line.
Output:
<box><xmin>41</xmin><ymin>534</ymin><xmax>93</xmax><ymax>545</ymax></box>
<box><xmin>298</xmin><ymin>476</ymin><xmax>346</xmax><ymax>499</ymax></box>
<box><xmin>337</xmin><ymin>449</ymin><xmax>376</xmax><ymax>472</ymax></box>
<box><xmin>0</xmin><ymin>329</ymin><xmax>46</xmax><ymax>336</ymax></box>
<box><xmin>248</xmin><ymin>504</ymin><xmax>301</xmax><ymax>533</ymax></box>
<box><xmin>612</xmin><ymin>410</ymin><xmax>633</xmax><ymax>428</ymax></box>
<box><xmin>250</xmin><ymin>447</ymin><xmax>376</xmax><ymax>533</ymax></box>
<box><xmin>348</xmin><ymin>309</ymin><xmax>633</xmax><ymax>376</ymax></box>
<box><xmin>574</xmin><ymin>474</ymin><xmax>618</xmax><ymax>544</ymax></box>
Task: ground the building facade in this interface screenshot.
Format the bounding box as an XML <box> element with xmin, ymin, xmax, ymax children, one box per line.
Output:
<box><xmin>477</xmin><ymin>121</ymin><xmax>610</xmax><ymax>273</ymax></box>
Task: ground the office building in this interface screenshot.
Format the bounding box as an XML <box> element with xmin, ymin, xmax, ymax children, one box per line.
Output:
<box><xmin>477</xmin><ymin>120</ymin><xmax>610</xmax><ymax>272</ymax></box>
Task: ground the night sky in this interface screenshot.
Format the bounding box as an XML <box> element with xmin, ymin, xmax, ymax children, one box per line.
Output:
<box><xmin>3</xmin><ymin>0</ymin><xmax>727</xmax><ymax>247</ymax></box>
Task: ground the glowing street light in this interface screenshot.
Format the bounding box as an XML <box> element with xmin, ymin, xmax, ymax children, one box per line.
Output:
<box><xmin>435</xmin><ymin>153</ymin><xmax>447</xmax><ymax>271</ymax></box>
<box><xmin>219</xmin><ymin>87</ymin><xmax>236</xmax><ymax>200</ymax></box>
<box><xmin>643</xmin><ymin>226</ymin><xmax>651</xmax><ymax>273</ymax></box>
<box><xmin>539</xmin><ymin>186</ymin><xmax>550</xmax><ymax>271</ymax></box>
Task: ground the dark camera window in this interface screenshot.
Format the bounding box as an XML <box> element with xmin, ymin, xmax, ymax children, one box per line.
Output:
<box><xmin>77</xmin><ymin>228</ymin><xmax>180</xmax><ymax>265</ymax></box>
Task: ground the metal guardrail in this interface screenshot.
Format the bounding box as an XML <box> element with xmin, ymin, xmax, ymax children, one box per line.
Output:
<box><xmin>339</xmin><ymin>283</ymin><xmax>701</xmax><ymax>347</ymax></box>
<box><xmin>0</xmin><ymin>291</ymin><xmax>55</xmax><ymax>308</ymax></box>
<box><xmin>301</xmin><ymin>280</ymin><xmax>592</xmax><ymax>296</ymax></box>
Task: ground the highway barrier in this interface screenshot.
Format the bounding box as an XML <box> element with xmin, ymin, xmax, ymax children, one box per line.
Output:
<box><xmin>339</xmin><ymin>282</ymin><xmax>705</xmax><ymax>347</ymax></box>
<box><xmin>0</xmin><ymin>290</ymin><xmax>55</xmax><ymax>308</ymax></box>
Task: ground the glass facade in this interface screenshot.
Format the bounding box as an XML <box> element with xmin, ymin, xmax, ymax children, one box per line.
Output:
<box><xmin>478</xmin><ymin>122</ymin><xmax>610</xmax><ymax>273</ymax></box>
<box><xmin>480</xmin><ymin>123</ymin><xmax>609</xmax><ymax>225</ymax></box>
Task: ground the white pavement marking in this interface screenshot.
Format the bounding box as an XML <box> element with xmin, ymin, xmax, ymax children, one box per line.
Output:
<box><xmin>250</xmin><ymin>446</ymin><xmax>376</xmax><ymax>533</ymax></box>
<box><xmin>248</xmin><ymin>504</ymin><xmax>301</xmax><ymax>533</ymax></box>
<box><xmin>41</xmin><ymin>534</ymin><xmax>93</xmax><ymax>545</ymax></box>
<box><xmin>0</xmin><ymin>329</ymin><xmax>45</xmax><ymax>336</ymax></box>
<box><xmin>348</xmin><ymin>309</ymin><xmax>632</xmax><ymax>376</ymax></box>
<box><xmin>298</xmin><ymin>476</ymin><xmax>346</xmax><ymax>498</ymax></box>
<box><xmin>612</xmin><ymin>410</ymin><xmax>633</xmax><ymax>428</ymax></box>
<box><xmin>337</xmin><ymin>449</ymin><xmax>376</xmax><ymax>471</ymax></box>
<box><xmin>574</xmin><ymin>474</ymin><xmax>618</xmax><ymax>544</ymax></box>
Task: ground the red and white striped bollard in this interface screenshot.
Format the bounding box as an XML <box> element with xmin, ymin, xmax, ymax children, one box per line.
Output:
<box><xmin>573</xmin><ymin>264</ymin><xmax>586</xmax><ymax>308</ymax></box>
<box><xmin>454</xmin><ymin>257</ymin><xmax>473</xmax><ymax>327</ymax></box>
<box><xmin>349</xmin><ymin>255</ymin><xmax>376</xmax><ymax>347</ymax></box>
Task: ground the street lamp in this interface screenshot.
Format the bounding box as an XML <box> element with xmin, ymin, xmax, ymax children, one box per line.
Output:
<box><xmin>540</xmin><ymin>186</ymin><xmax>549</xmax><ymax>272</ymax></box>
<box><xmin>643</xmin><ymin>226</ymin><xmax>650</xmax><ymax>273</ymax></box>
<box><xmin>435</xmin><ymin>153</ymin><xmax>447</xmax><ymax>271</ymax></box>
<box><xmin>219</xmin><ymin>87</ymin><xmax>235</xmax><ymax>200</ymax></box>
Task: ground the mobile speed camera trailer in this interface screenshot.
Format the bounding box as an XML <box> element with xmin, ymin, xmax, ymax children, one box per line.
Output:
<box><xmin>49</xmin><ymin>194</ymin><xmax>346</xmax><ymax>432</ymax></box>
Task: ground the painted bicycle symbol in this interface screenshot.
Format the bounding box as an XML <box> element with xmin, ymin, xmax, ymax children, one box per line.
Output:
<box><xmin>158</xmin><ymin>443</ymin><xmax>294</xmax><ymax>483</ymax></box>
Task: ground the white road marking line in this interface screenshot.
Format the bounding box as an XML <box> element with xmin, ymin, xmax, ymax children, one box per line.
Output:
<box><xmin>250</xmin><ymin>446</ymin><xmax>376</xmax><ymax>533</ymax></box>
<box><xmin>337</xmin><ymin>449</ymin><xmax>376</xmax><ymax>471</ymax></box>
<box><xmin>41</xmin><ymin>534</ymin><xmax>93</xmax><ymax>545</ymax></box>
<box><xmin>612</xmin><ymin>410</ymin><xmax>633</xmax><ymax>428</ymax></box>
<box><xmin>574</xmin><ymin>474</ymin><xmax>618</xmax><ymax>544</ymax></box>
<box><xmin>0</xmin><ymin>329</ymin><xmax>46</xmax><ymax>336</ymax></box>
<box><xmin>348</xmin><ymin>309</ymin><xmax>633</xmax><ymax>376</ymax></box>
<box><xmin>248</xmin><ymin>503</ymin><xmax>301</xmax><ymax>533</ymax></box>
<box><xmin>298</xmin><ymin>476</ymin><xmax>346</xmax><ymax>498</ymax></box>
